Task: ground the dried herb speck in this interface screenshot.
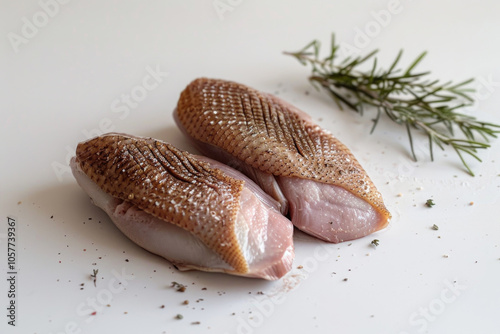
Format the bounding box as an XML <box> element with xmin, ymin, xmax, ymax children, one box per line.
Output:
<box><xmin>171</xmin><ymin>281</ymin><xmax>186</xmax><ymax>292</ymax></box>
<box><xmin>425</xmin><ymin>199</ymin><xmax>435</xmax><ymax>207</ymax></box>
<box><xmin>371</xmin><ymin>239</ymin><xmax>380</xmax><ymax>247</ymax></box>
<box><xmin>90</xmin><ymin>269</ymin><xmax>98</xmax><ymax>287</ymax></box>
<box><xmin>432</xmin><ymin>224</ymin><xmax>439</xmax><ymax>230</ymax></box>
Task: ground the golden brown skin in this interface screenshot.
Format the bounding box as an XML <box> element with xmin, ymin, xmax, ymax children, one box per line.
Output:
<box><xmin>75</xmin><ymin>133</ymin><xmax>249</xmax><ymax>273</ymax></box>
<box><xmin>175</xmin><ymin>78</ymin><xmax>391</xmax><ymax>229</ymax></box>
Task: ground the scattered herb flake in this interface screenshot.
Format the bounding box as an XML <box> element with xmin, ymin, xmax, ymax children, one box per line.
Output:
<box><xmin>425</xmin><ymin>199</ymin><xmax>435</xmax><ymax>207</ymax></box>
<box><xmin>191</xmin><ymin>321</ymin><xmax>201</xmax><ymax>325</ymax></box>
<box><xmin>90</xmin><ymin>269</ymin><xmax>99</xmax><ymax>287</ymax></box>
<box><xmin>371</xmin><ymin>239</ymin><xmax>380</xmax><ymax>247</ymax></box>
<box><xmin>175</xmin><ymin>314</ymin><xmax>183</xmax><ymax>320</ymax></box>
<box><xmin>432</xmin><ymin>224</ymin><xmax>439</xmax><ymax>230</ymax></box>
<box><xmin>171</xmin><ymin>281</ymin><xmax>186</xmax><ymax>292</ymax></box>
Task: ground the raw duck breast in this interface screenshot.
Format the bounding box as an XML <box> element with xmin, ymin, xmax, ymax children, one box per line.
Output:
<box><xmin>71</xmin><ymin>133</ymin><xmax>294</xmax><ymax>280</ymax></box>
<box><xmin>174</xmin><ymin>78</ymin><xmax>391</xmax><ymax>243</ymax></box>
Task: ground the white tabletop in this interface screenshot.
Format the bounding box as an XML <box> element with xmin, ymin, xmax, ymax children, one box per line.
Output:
<box><xmin>1</xmin><ymin>1</ymin><xmax>499</xmax><ymax>333</ymax></box>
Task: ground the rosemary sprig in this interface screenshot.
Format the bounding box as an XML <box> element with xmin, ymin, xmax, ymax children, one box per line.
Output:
<box><xmin>284</xmin><ymin>35</ymin><xmax>500</xmax><ymax>175</ymax></box>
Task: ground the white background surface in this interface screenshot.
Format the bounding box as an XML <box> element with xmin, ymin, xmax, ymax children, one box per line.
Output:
<box><xmin>1</xmin><ymin>1</ymin><xmax>500</xmax><ymax>333</ymax></box>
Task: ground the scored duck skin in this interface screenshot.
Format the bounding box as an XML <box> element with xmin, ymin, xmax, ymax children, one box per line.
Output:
<box><xmin>71</xmin><ymin>133</ymin><xmax>294</xmax><ymax>280</ymax></box>
<box><xmin>174</xmin><ymin>78</ymin><xmax>391</xmax><ymax>243</ymax></box>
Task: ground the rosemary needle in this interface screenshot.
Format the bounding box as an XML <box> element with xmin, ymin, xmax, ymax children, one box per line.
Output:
<box><xmin>285</xmin><ymin>34</ymin><xmax>500</xmax><ymax>175</ymax></box>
